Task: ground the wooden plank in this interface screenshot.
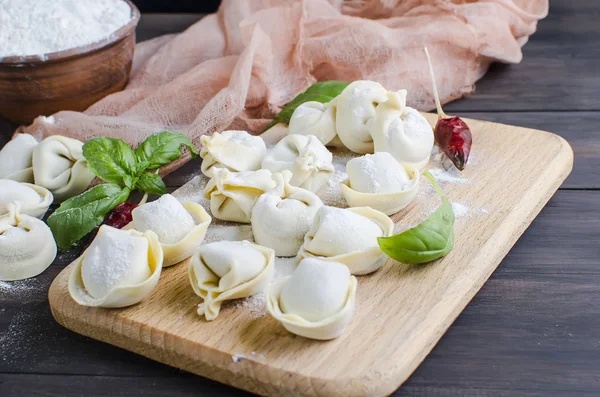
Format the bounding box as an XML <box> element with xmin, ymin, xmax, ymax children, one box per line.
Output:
<box><xmin>2</xmin><ymin>192</ymin><xmax>598</xmax><ymax>395</ymax></box>
<box><xmin>3</xmin><ymin>274</ymin><xmax>599</xmax><ymax>395</ymax></box>
<box><xmin>136</xmin><ymin>13</ymin><xmax>203</xmax><ymax>42</ymax></box>
<box><xmin>45</xmin><ymin>117</ymin><xmax>573</xmax><ymax>397</ymax></box>
<box><xmin>1</xmin><ymin>373</ymin><xmax>598</xmax><ymax>397</ymax></box>
<box><xmin>460</xmin><ymin>112</ymin><xmax>600</xmax><ymax>189</ymax></box>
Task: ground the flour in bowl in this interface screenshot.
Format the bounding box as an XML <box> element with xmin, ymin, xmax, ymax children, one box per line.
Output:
<box><xmin>0</xmin><ymin>0</ymin><xmax>132</xmax><ymax>58</ymax></box>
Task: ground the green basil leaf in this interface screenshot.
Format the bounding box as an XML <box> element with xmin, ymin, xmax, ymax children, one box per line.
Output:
<box><xmin>264</xmin><ymin>80</ymin><xmax>350</xmax><ymax>131</ymax></box>
<box><xmin>377</xmin><ymin>171</ymin><xmax>455</xmax><ymax>264</ymax></box>
<box><xmin>137</xmin><ymin>172</ymin><xmax>167</xmax><ymax>195</ymax></box>
<box><xmin>83</xmin><ymin>137</ymin><xmax>137</xmax><ymax>185</ymax></box>
<box><xmin>47</xmin><ymin>183</ymin><xmax>130</xmax><ymax>250</ymax></box>
<box><xmin>135</xmin><ymin>132</ymin><xmax>199</xmax><ymax>171</ymax></box>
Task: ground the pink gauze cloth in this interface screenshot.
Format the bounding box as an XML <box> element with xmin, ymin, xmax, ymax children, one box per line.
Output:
<box><xmin>20</xmin><ymin>0</ymin><xmax>549</xmax><ymax>174</ymax></box>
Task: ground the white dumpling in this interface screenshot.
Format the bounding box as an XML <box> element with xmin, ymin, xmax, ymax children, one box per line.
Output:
<box><xmin>267</xmin><ymin>257</ymin><xmax>357</xmax><ymax>340</ymax></box>
<box><xmin>0</xmin><ymin>134</ymin><xmax>38</xmax><ymax>182</ymax></box>
<box><xmin>261</xmin><ymin>134</ymin><xmax>333</xmax><ymax>193</ymax></box>
<box><xmin>341</xmin><ymin>152</ymin><xmax>420</xmax><ymax>215</ymax></box>
<box><xmin>288</xmin><ymin>101</ymin><xmax>337</xmax><ymax>146</ymax></box>
<box><xmin>0</xmin><ymin>204</ymin><xmax>57</xmax><ymax>281</ymax></box>
<box><xmin>203</xmin><ymin>168</ymin><xmax>276</xmax><ymax>223</ymax></box>
<box><xmin>131</xmin><ymin>194</ymin><xmax>212</xmax><ymax>267</ymax></box>
<box><xmin>200</xmin><ymin>130</ymin><xmax>267</xmax><ymax>177</ymax></box>
<box><xmin>32</xmin><ymin>135</ymin><xmax>95</xmax><ymax>202</ymax></box>
<box><xmin>0</xmin><ymin>179</ymin><xmax>53</xmax><ymax>219</ymax></box>
<box><xmin>189</xmin><ymin>240</ymin><xmax>274</xmax><ymax>320</ymax></box>
<box><xmin>69</xmin><ymin>225</ymin><xmax>163</xmax><ymax>308</ymax></box>
<box><xmin>335</xmin><ymin>80</ymin><xmax>388</xmax><ymax>154</ymax></box>
<box><xmin>251</xmin><ymin>171</ymin><xmax>323</xmax><ymax>257</ymax></box>
<box><xmin>298</xmin><ymin>206</ymin><xmax>394</xmax><ymax>275</ymax></box>
<box><xmin>370</xmin><ymin>90</ymin><xmax>434</xmax><ymax>169</ymax></box>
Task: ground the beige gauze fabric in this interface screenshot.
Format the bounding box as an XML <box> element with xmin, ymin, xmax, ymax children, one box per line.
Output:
<box><xmin>20</xmin><ymin>0</ymin><xmax>548</xmax><ymax>174</ymax></box>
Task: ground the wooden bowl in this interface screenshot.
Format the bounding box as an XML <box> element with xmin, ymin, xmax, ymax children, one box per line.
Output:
<box><xmin>0</xmin><ymin>0</ymin><xmax>140</xmax><ymax>125</ymax></box>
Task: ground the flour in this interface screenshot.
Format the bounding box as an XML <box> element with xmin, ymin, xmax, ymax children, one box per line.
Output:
<box><xmin>132</xmin><ymin>194</ymin><xmax>196</xmax><ymax>244</ymax></box>
<box><xmin>0</xmin><ymin>0</ymin><xmax>132</xmax><ymax>58</ymax></box>
<box><xmin>451</xmin><ymin>202</ymin><xmax>470</xmax><ymax>218</ymax></box>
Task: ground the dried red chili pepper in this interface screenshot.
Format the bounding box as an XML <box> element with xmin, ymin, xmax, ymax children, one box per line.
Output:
<box><xmin>103</xmin><ymin>202</ymin><xmax>138</xmax><ymax>229</ymax></box>
<box><xmin>424</xmin><ymin>47</ymin><xmax>473</xmax><ymax>171</ymax></box>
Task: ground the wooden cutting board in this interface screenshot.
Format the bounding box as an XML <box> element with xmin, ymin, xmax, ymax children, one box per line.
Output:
<box><xmin>48</xmin><ymin>115</ymin><xmax>573</xmax><ymax>397</ymax></box>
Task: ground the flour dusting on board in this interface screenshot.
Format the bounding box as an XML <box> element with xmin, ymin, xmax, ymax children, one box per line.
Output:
<box><xmin>0</xmin><ymin>0</ymin><xmax>132</xmax><ymax>59</ymax></box>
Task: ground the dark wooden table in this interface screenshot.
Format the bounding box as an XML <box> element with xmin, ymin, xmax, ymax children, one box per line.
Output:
<box><xmin>1</xmin><ymin>2</ymin><xmax>599</xmax><ymax>396</ymax></box>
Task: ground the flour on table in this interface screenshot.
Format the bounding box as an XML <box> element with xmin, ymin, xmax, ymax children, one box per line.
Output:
<box><xmin>234</xmin><ymin>293</ymin><xmax>267</xmax><ymax>319</ymax></box>
<box><xmin>0</xmin><ymin>0</ymin><xmax>132</xmax><ymax>59</ymax></box>
<box><xmin>318</xmin><ymin>149</ymin><xmax>356</xmax><ymax>207</ymax></box>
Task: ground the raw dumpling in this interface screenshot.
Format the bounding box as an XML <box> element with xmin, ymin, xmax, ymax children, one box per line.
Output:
<box><xmin>0</xmin><ymin>134</ymin><xmax>38</xmax><ymax>182</ymax></box>
<box><xmin>298</xmin><ymin>206</ymin><xmax>394</xmax><ymax>275</ymax></box>
<box><xmin>203</xmin><ymin>168</ymin><xmax>276</xmax><ymax>223</ymax></box>
<box><xmin>0</xmin><ymin>179</ymin><xmax>53</xmax><ymax>218</ymax></box>
<box><xmin>341</xmin><ymin>152</ymin><xmax>420</xmax><ymax>215</ymax></box>
<box><xmin>0</xmin><ymin>203</ymin><xmax>57</xmax><ymax>281</ymax></box>
<box><xmin>200</xmin><ymin>130</ymin><xmax>267</xmax><ymax>177</ymax></box>
<box><xmin>251</xmin><ymin>171</ymin><xmax>323</xmax><ymax>257</ymax></box>
<box><xmin>69</xmin><ymin>225</ymin><xmax>163</xmax><ymax>308</ymax></box>
<box><xmin>130</xmin><ymin>194</ymin><xmax>212</xmax><ymax>267</ymax></box>
<box><xmin>370</xmin><ymin>90</ymin><xmax>434</xmax><ymax>169</ymax></box>
<box><xmin>261</xmin><ymin>134</ymin><xmax>334</xmax><ymax>193</ymax></box>
<box><xmin>189</xmin><ymin>240</ymin><xmax>274</xmax><ymax>320</ymax></box>
<box><xmin>32</xmin><ymin>135</ymin><xmax>95</xmax><ymax>202</ymax></box>
<box><xmin>288</xmin><ymin>101</ymin><xmax>337</xmax><ymax>146</ymax></box>
<box><xmin>267</xmin><ymin>257</ymin><xmax>357</xmax><ymax>340</ymax></box>
<box><xmin>335</xmin><ymin>80</ymin><xmax>388</xmax><ymax>154</ymax></box>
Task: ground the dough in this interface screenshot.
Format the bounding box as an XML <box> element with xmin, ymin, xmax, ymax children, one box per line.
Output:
<box><xmin>288</xmin><ymin>101</ymin><xmax>337</xmax><ymax>146</ymax></box>
<box><xmin>69</xmin><ymin>225</ymin><xmax>163</xmax><ymax>308</ymax></box>
<box><xmin>203</xmin><ymin>168</ymin><xmax>276</xmax><ymax>223</ymax></box>
<box><xmin>0</xmin><ymin>179</ymin><xmax>53</xmax><ymax>219</ymax></box>
<box><xmin>267</xmin><ymin>257</ymin><xmax>357</xmax><ymax>340</ymax></box>
<box><xmin>341</xmin><ymin>152</ymin><xmax>420</xmax><ymax>215</ymax></box>
<box><xmin>189</xmin><ymin>240</ymin><xmax>274</xmax><ymax>320</ymax></box>
<box><xmin>131</xmin><ymin>194</ymin><xmax>212</xmax><ymax>266</ymax></box>
<box><xmin>251</xmin><ymin>171</ymin><xmax>323</xmax><ymax>257</ymax></box>
<box><xmin>32</xmin><ymin>135</ymin><xmax>95</xmax><ymax>202</ymax></box>
<box><xmin>0</xmin><ymin>133</ymin><xmax>38</xmax><ymax>182</ymax></box>
<box><xmin>298</xmin><ymin>206</ymin><xmax>394</xmax><ymax>275</ymax></box>
<box><xmin>262</xmin><ymin>134</ymin><xmax>333</xmax><ymax>193</ymax></box>
<box><xmin>0</xmin><ymin>203</ymin><xmax>57</xmax><ymax>281</ymax></box>
<box><xmin>370</xmin><ymin>90</ymin><xmax>434</xmax><ymax>169</ymax></box>
<box><xmin>200</xmin><ymin>130</ymin><xmax>267</xmax><ymax>177</ymax></box>
<box><xmin>335</xmin><ymin>80</ymin><xmax>388</xmax><ymax>154</ymax></box>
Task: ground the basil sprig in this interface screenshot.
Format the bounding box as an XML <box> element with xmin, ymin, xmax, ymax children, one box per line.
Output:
<box><xmin>378</xmin><ymin>171</ymin><xmax>455</xmax><ymax>264</ymax></box>
<box><xmin>48</xmin><ymin>132</ymin><xmax>198</xmax><ymax>250</ymax></box>
<box><xmin>265</xmin><ymin>81</ymin><xmax>350</xmax><ymax>131</ymax></box>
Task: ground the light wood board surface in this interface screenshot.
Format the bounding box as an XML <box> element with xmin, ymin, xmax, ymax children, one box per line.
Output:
<box><xmin>48</xmin><ymin>115</ymin><xmax>573</xmax><ymax>397</ymax></box>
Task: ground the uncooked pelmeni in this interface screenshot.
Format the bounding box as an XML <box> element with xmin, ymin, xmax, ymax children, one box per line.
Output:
<box><xmin>0</xmin><ymin>134</ymin><xmax>38</xmax><ymax>182</ymax></box>
<box><xmin>200</xmin><ymin>130</ymin><xmax>267</xmax><ymax>177</ymax></box>
<box><xmin>267</xmin><ymin>257</ymin><xmax>357</xmax><ymax>340</ymax></box>
<box><xmin>69</xmin><ymin>225</ymin><xmax>163</xmax><ymax>308</ymax></box>
<box><xmin>335</xmin><ymin>80</ymin><xmax>388</xmax><ymax>154</ymax></box>
<box><xmin>370</xmin><ymin>90</ymin><xmax>434</xmax><ymax>169</ymax></box>
<box><xmin>32</xmin><ymin>135</ymin><xmax>95</xmax><ymax>202</ymax></box>
<box><xmin>0</xmin><ymin>179</ymin><xmax>53</xmax><ymax>218</ymax></box>
<box><xmin>130</xmin><ymin>194</ymin><xmax>211</xmax><ymax>267</ymax></box>
<box><xmin>298</xmin><ymin>206</ymin><xmax>393</xmax><ymax>275</ymax></box>
<box><xmin>261</xmin><ymin>134</ymin><xmax>333</xmax><ymax>193</ymax></box>
<box><xmin>0</xmin><ymin>203</ymin><xmax>57</xmax><ymax>281</ymax></box>
<box><xmin>341</xmin><ymin>152</ymin><xmax>420</xmax><ymax>215</ymax></box>
<box><xmin>288</xmin><ymin>101</ymin><xmax>337</xmax><ymax>146</ymax></box>
<box><xmin>203</xmin><ymin>168</ymin><xmax>276</xmax><ymax>223</ymax></box>
<box><xmin>189</xmin><ymin>240</ymin><xmax>274</xmax><ymax>320</ymax></box>
<box><xmin>251</xmin><ymin>171</ymin><xmax>323</xmax><ymax>257</ymax></box>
